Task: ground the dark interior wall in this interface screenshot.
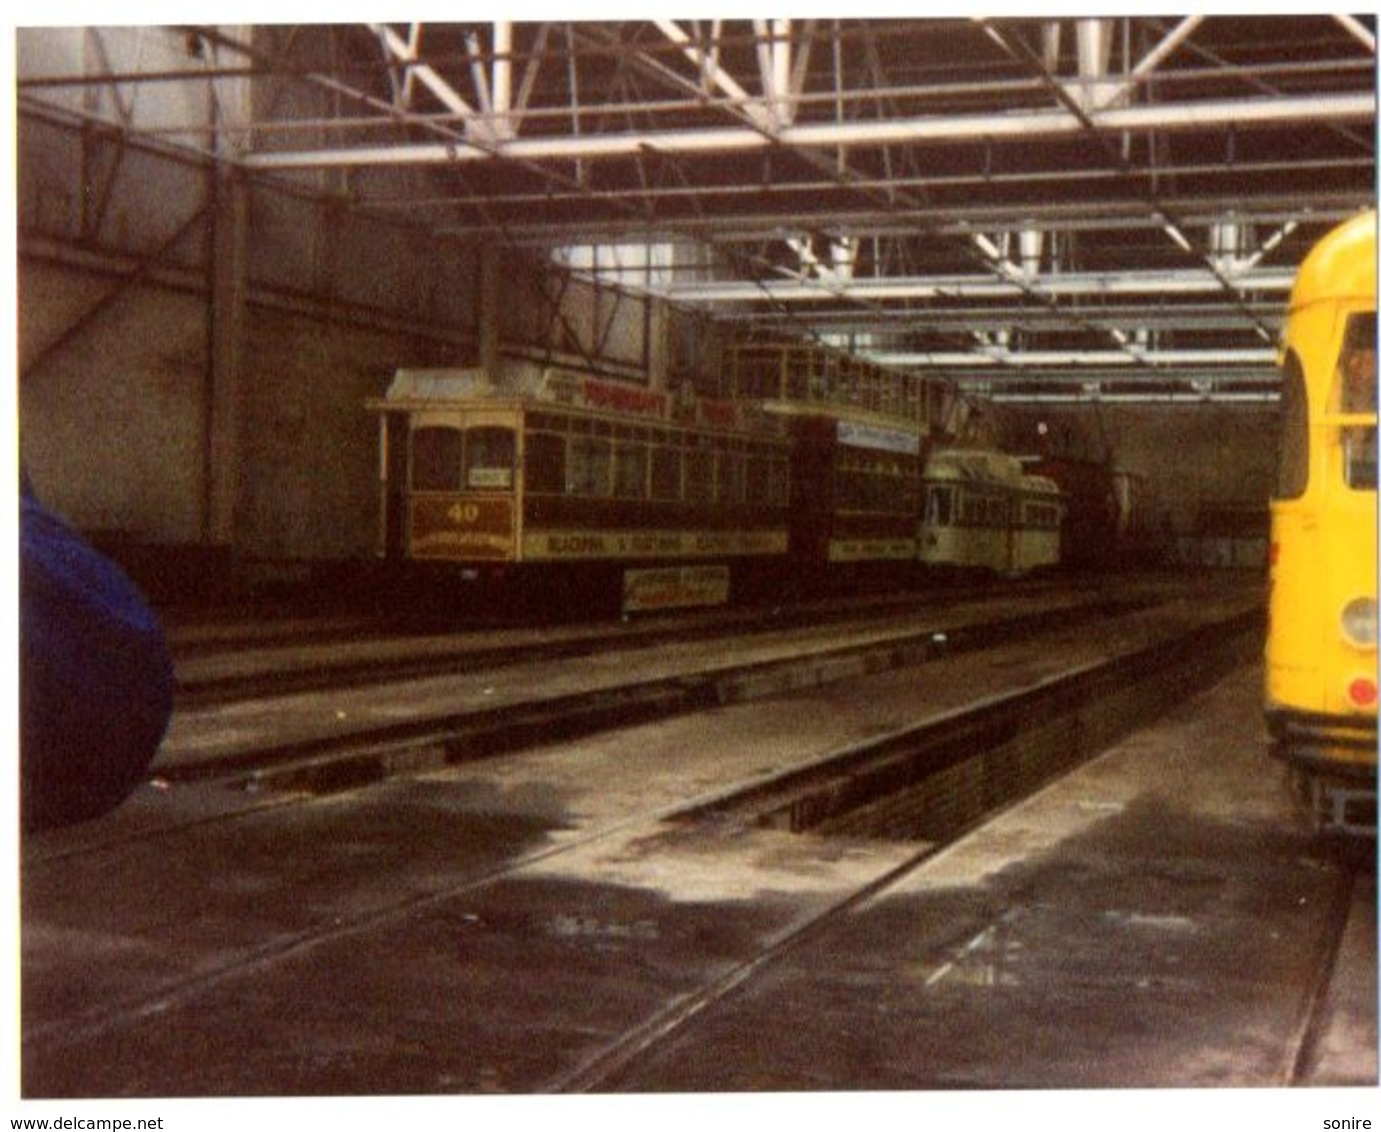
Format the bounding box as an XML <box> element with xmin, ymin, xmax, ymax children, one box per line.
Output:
<box><xmin>996</xmin><ymin>402</ymin><xmax>1280</xmax><ymax>536</ymax></box>
<box><xmin>237</xmin><ymin>309</ymin><xmax>462</xmax><ymax>565</ymax></box>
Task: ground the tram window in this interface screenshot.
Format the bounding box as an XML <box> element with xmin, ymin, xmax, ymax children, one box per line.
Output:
<box><xmin>651</xmin><ymin>444</ymin><xmax>681</xmax><ymax>501</ymax></box>
<box><xmin>684</xmin><ymin>447</ymin><xmax>714</xmax><ymax>503</ymax></box>
<box><xmin>768</xmin><ymin>456</ymin><xmax>791</xmax><ymax>507</ymax></box>
<box><xmin>1274</xmin><ymin>352</ymin><xmax>1310</xmax><ymax>501</ymax></box>
<box><xmin>465</xmin><ymin>427</ymin><xmax>515</xmax><ymax>490</ymax></box>
<box><xmin>838</xmin><ymin>453</ymin><xmax>886</xmax><ymax>514</ymax></box>
<box><xmin>836</xmin><ymin>458</ymin><xmax>863</xmax><ymax>512</ymax></box>
<box><xmin>614</xmin><ymin>443</ymin><xmax>648</xmax><ymax>499</ymax></box>
<box><xmin>411</xmin><ymin>426</ymin><xmax>464</xmax><ymax>491</ymax></box>
<box><xmin>525</xmin><ymin>432</ymin><xmax>566</xmax><ymax>494</ymax></box>
<box><xmin>925</xmin><ymin>486</ymin><xmax>953</xmax><ymax>526</ymax></box>
<box><xmin>850</xmin><ymin>469</ymin><xmax>872</xmax><ymax>513</ymax></box>
<box><xmin>568</xmin><ymin>436</ymin><xmax>612</xmax><ymax>496</ymax></box>
<box><xmin>1334</xmin><ymin>312</ymin><xmax>1377</xmax><ymax>491</ymax></box>
<box><xmin>861</xmin><ymin>456</ymin><xmax>893</xmax><ymax>513</ymax></box>
<box><xmin>1345</xmin><ymin>433</ymin><xmax>1378</xmax><ymax>491</ymax></box>
<box><xmin>719</xmin><ymin>451</ymin><xmax>745</xmax><ymax>503</ymax></box>
<box><xmin>897</xmin><ymin>481</ymin><xmax>919</xmax><ymax>515</ymax></box>
<box><xmin>872</xmin><ymin>460</ymin><xmax>913</xmax><ymax>515</ymax></box>
<box><xmin>744</xmin><ymin>454</ymin><xmax>768</xmax><ymax>504</ymax></box>
<box><xmin>745</xmin><ymin>450</ymin><xmax>787</xmax><ymax>507</ymax></box>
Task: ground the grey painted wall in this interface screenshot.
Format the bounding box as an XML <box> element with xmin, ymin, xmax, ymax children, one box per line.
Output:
<box><xmin>17</xmin><ymin>26</ymin><xmax>694</xmax><ymax>577</ymax></box>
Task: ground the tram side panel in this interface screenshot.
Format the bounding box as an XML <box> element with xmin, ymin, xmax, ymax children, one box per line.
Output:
<box><xmin>372</xmin><ymin>373</ymin><xmax>1074</xmax><ymax>616</ymax></box>
<box><xmin>785</xmin><ymin>415</ymin><xmax>923</xmax><ymax>593</ymax></box>
<box><xmin>1265</xmin><ymin>210</ymin><xmax>1377</xmax><ymax>837</ymax></box>
<box><xmin>918</xmin><ymin>450</ymin><xmax>1062</xmax><ymax>578</ymax></box>
<box><xmin>374</xmin><ymin>386</ymin><xmax>794</xmax><ymax>616</ymax></box>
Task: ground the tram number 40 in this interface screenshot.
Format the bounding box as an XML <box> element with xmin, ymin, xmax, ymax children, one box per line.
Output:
<box><xmin>447</xmin><ymin>502</ymin><xmax>482</xmax><ymax>524</ymax></box>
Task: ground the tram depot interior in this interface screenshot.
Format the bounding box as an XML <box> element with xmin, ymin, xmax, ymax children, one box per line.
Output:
<box><xmin>9</xmin><ymin>15</ymin><xmax>1381</xmax><ymax>1116</ymax></box>
<box><xmin>15</xmin><ymin>18</ymin><xmax>1377</xmax><ymax>595</ymax></box>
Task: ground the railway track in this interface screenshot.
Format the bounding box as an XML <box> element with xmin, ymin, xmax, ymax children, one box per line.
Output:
<box><xmin>167</xmin><ymin>576</ymin><xmax>1102</xmax><ymax>706</ymax></box>
<box><xmin>550</xmin><ymin>604</ymin><xmax>1264</xmax><ymax>1092</ymax></box>
<box><xmin>1287</xmin><ymin>865</ymin><xmax>1375</xmax><ymax>1087</ymax></box>
<box><xmin>26</xmin><ymin>580</ymin><xmax>1331</xmax><ymax>1096</ymax></box>
<box><xmin>159</xmin><ymin>581</ymin><xmax>1187</xmax><ymax>792</ymax></box>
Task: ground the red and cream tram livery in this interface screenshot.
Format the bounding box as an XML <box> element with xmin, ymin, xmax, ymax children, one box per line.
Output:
<box><xmin>725</xmin><ymin>341</ymin><xmax>938</xmax><ymax>591</ymax></box>
<box><xmin>371</xmin><ymin>345</ymin><xmax>1069</xmax><ymax>614</ymax></box>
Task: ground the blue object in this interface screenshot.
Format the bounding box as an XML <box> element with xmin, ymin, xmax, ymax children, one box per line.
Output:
<box><xmin>20</xmin><ymin>479</ymin><xmax>173</xmax><ymax>830</ymax></box>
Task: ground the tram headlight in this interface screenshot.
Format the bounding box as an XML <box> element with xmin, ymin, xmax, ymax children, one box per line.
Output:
<box><xmin>1340</xmin><ymin>597</ymin><xmax>1378</xmax><ymax>649</ymax></box>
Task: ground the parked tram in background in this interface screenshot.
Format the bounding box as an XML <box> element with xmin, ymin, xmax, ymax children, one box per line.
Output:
<box><xmin>370</xmin><ymin>365</ymin><xmax>793</xmax><ymax>615</ymax></box>
<box><xmin>370</xmin><ymin>344</ymin><xmax>1076</xmax><ymax>617</ymax></box>
<box><xmin>918</xmin><ymin>448</ymin><xmax>1062</xmax><ymax>577</ymax></box>
<box><xmin>1265</xmin><ymin>209</ymin><xmax>1377</xmax><ymax>837</ymax></box>
<box><xmin>725</xmin><ymin>342</ymin><xmax>934</xmax><ymax>593</ymax></box>
<box><xmin>771</xmin><ymin>412</ymin><xmax>924</xmax><ymax>593</ymax></box>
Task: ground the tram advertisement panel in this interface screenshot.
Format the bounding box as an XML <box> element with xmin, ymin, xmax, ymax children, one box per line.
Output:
<box><xmin>623</xmin><ymin>565</ymin><xmax>732</xmax><ymax>612</ymax></box>
<box><xmin>523</xmin><ymin>528</ymin><xmax>788</xmax><ymax>560</ymax></box>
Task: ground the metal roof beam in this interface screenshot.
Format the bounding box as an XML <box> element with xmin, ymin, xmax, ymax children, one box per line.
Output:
<box><xmin>240</xmin><ymin>91</ymin><xmax>1374</xmax><ymax>170</ymax></box>
<box><xmin>864</xmin><ymin>348</ymin><xmax>1275</xmax><ymax>368</ymax></box>
<box><xmin>1095</xmin><ymin>16</ymin><xmax>1204</xmax><ymax>111</ymax></box>
<box><xmin>721</xmin><ymin>306</ymin><xmax>1280</xmax><ymax>333</ymax></box>
<box><xmin>657</xmin><ymin>268</ymin><xmax>1296</xmax><ymax>304</ymax></box>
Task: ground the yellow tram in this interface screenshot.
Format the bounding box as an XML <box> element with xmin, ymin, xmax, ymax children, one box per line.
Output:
<box><xmin>1265</xmin><ymin>209</ymin><xmax>1377</xmax><ymax>836</ymax></box>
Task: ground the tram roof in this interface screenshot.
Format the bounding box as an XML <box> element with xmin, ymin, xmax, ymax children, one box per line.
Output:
<box><xmin>1290</xmin><ymin>210</ymin><xmax>1377</xmax><ymax>314</ymax></box>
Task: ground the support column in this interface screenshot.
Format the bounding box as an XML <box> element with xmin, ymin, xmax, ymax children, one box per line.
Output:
<box><xmin>205</xmin><ymin>166</ymin><xmax>248</xmax><ymax>547</ymax></box>
<box><xmin>479</xmin><ymin>242</ymin><xmax>504</xmax><ymax>381</ymax></box>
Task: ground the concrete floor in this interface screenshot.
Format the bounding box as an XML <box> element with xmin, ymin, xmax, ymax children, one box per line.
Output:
<box><xmin>13</xmin><ymin>600</ymin><xmax>1377</xmax><ymax>1125</ymax></box>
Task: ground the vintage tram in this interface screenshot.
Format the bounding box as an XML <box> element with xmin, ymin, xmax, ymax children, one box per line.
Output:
<box><xmin>1265</xmin><ymin>209</ymin><xmax>1377</xmax><ymax>836</ymax></box>
<box><xmin>370</xmin><ymin>343</ymin><xmax>1071</xmax><ymax>616</ymax></box>
<box><xmin>370</xmin><ymin>364</ymin><xmax>793</xmax><ymax>615</ymax></box>
<box><xmin>724</xmin><ymin>342</ymin><xmax>937</xmax><ymax>592</ymax></box>
<box><xmin>919</xmin><ymin>448</ymin><xmax>1062</xmax><ymax>577</ymax></box>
